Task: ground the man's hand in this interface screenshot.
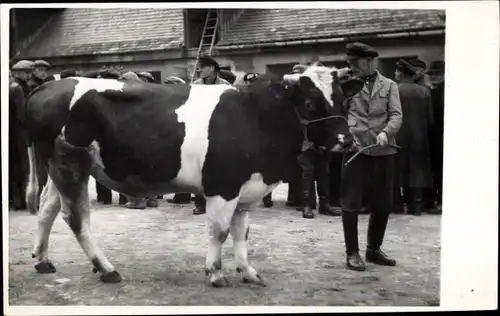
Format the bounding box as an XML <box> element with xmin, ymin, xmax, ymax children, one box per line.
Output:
<box><xmin>376</xmin><ymin>132</ymin><xmax>389</xmax><ymax>147</ymax></box>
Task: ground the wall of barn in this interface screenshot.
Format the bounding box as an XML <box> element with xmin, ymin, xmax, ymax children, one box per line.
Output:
<box><xmin>212</xmin><ymin>35</ymin><xmax>445</xmax><ymax>82</ymax></box>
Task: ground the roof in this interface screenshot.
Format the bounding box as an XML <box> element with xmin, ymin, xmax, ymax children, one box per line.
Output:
<box><xmin>217</xmin><ymin>9</ymin><xmax>445</xmax><ymax>47</ymax></box>
<box><xmin>17</xmin><ymin>8</ymin><xmax>184</xmax><ymax>58</ymax></box>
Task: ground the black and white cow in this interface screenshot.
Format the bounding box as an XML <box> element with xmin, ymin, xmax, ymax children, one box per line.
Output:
<box><xmin>25</xmin><ymin>64</ymin><xmax>363</xmax><ymax>287</ymax></box>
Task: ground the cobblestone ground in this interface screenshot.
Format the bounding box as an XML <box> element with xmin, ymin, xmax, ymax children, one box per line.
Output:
<box><xmin>8</xmin><ymin>180</ymin><xmax>441</xmax><ymax>306</ymax></box>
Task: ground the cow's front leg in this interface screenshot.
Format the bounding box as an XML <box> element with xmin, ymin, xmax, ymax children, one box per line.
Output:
<box><xmin>230</xmin><ymin>208</ymin><xmax>266</xmax><ymax>286</ymax></box>
<box><xmin>205</xmin><ymin>196</ymin><xmax>238</xmax><ymax>288</ymax></box>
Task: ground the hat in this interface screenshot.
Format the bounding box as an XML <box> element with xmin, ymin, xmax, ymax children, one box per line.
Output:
<box><xmin>163</xmin><ymin>76</ymin><xmax>186</xmax><ymax>84</ymax></box>
<box><xmin>198</xmin><ymin>56</ymin><xmax>220</xmax><ymax>70</ymax></box>
<box><xmin>426</xmin><ymin>61</ymin><xmax>445</xmax><ymax>74</ymax></box>
<box><xmin>33</xmin><ymin>60</ymin><xmax>51</xmax><ymax>69</ymax></box>
<box><xmin>119</xmin><ymin>71</ymin><xmax>141</xmax><ymax>81</ymax></box>
<box><xmin>98</xmin><ymin>69</ymin><xmax>121</xmax><ymax>79</ymax></box>
<box><xmin>137</xmin><ymin>71</ymin><xmax>155</xmax><ymax>82</ymax></box>
<box><xmin>219</xmin><ymin>69</ymin><xmax>236</xmax><ymax>84</ymax></box>
<box><xmin>345</xmin><ymin>42</ymin><xmax>379</xmax><ymax>59</ymax></box>
<box><xmin>292</xmin><ymin>64</ymin><xmax>307</xmax><ymax>74</ymax></box>
<box><xmin>243</xmin><ymin>72</ymin><xmax>260</xmax><ymax>83</ymax></box>
<box><xmin>408</xmin><ymin>59</ymin><xmax>427</xmax><ymax>71</ymax></box>
<box><xmin>60</xmin><ymin>68</ymin><xmax>78</xmax><ymax>79</ymax></box>
<box><xmin>395</xmin><ymin>59</ymin><xmax>418</xmax><ymax>74</ymax></box>
<box><xmin>12</xmin><ymin>60</ymin><xmax>34</xmax><ymax>70</ymax></box>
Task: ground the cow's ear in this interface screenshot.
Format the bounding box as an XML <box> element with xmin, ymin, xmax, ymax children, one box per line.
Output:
<box><xmin>341</xmin><ymin>79</ymin><xmax>364</xmax><ymax>98</ymax></box>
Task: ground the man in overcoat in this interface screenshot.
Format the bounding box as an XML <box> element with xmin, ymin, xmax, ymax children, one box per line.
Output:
<box><xmin>393</xmin><ymin>59</ymin><xmax>435</xmax><ymax>216</ymax></box>
<box><xmin>340</xmin><ymin>42</ymin><xmax>403</xmax><ymax>271</ymax></box>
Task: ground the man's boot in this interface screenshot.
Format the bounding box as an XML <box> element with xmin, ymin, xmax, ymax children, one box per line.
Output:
<box><xmin>342</xmin><ymin>211</ymin><xmax>365</xmax><ymax>271</ymax></box>
<box><xmin>126</xmin><ymin>197</ymin><xmax>147</xmax><ymax>210</ymax></box>
<box><xmin>297</xmin><ymin>179</ymin><xmax>314</xmax><ymax>219</ymax></box>
<box><xmin>263</xmin><ymin>193</ymin><xmax>273</xmax><ymax>208</ymax></box>
<box><xmin>168</xmin><ymin>193</ymin><xmax>192</xmax><ymax>204</ymax></box>
<box><xmin>146</xmin><ymin>197</ymin><xmax>159</xmax><ymax>208</ymax></box>
<box><xmin>366</xmin><ymin>211</ymin><xmax>396</xmax><ymax>266</ymax></box>
<box><xmin>286</xmin><ymin>179</ymin><xmax>301</xmax><ymax>207</ymax></box>
<box><xmin>193</xmin><ymin>194</ymin><xmax>206</xmax><ymax>215</ymax></box>
<box><xmin>316</xmin><ymin>171</ymin><xmax>341</xmax><ymax>216</ymax></box>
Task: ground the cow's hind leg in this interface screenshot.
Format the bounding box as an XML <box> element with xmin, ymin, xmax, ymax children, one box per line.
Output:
<box><xmin>32</xmin><ymin>178</ymin><xmax>60</xmax><ymax>274</ymax></box>
<box><xmin>230</xmin><ymin>208</ymin><xmax>266</xmax><ymax>286</ymax></box>
<box><xmin>205</xmin><ymin>196</ymin><xmax>238</xmax><ymax>288</ymax></box>
<box><xmin>50</xmin><ymin>137</ymin><xmax>121</xmax><ymax>283</ymax></box>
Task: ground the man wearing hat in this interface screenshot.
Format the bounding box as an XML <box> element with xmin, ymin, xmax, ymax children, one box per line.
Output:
<box><xmin>393</xmin><ymin>59</ymin><xmax>435</xmax><ymax>216</ymax></box>
<box><xmin>426</xmin><ymin>61</ymin><xmax>445</xmax><ymax>214</ymax></box>
<box><xmin>406</xmin><ymin>59</ymin><xmax>432</xmax><ymax>90</ymax></box>
<box><xmin>191</xmin><ymin>55</ymin><xmax>232</xmax><ymax>215</ymax></box>
<box><xmin>27</xmin><ymin>60</ymin><xmax>55</xmax><ymax>92</ymax></box>
<box><xmin>340</xmin><ymin>42</ymin><xmax>403</xmax><ymax>271</ymax></box>
<box><xmin>137</xmin><ymin>71</ymin><xmax>156</xmax><ymax>83</ymax></box>
<box><xmin>11</xmin><ymin>60</ymin><xmax>34</xmax><ymax>97</ymax></box>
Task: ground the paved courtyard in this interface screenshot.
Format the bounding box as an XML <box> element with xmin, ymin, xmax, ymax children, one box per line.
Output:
<box><xmin>8</xmin><ymin>180</ymin><xmax>441</xmax><ymax>306</ymax></box>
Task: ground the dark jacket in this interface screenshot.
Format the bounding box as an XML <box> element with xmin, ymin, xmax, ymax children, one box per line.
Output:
<box><xmin>395</xmin><ymin>79</ymin><xmax>435</xmax><ymax>188</ymax></box>
<box><xmin>9</xmin><ymin>81</ymin><xmax>29</xmax><ymax>179</ymax></box>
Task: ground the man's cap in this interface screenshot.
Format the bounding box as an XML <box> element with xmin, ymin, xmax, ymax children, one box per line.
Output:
<box><xmin>12</xmin><ymin>60</ymin><xmax>34</xmax><ymax>70</ymax></box>
<box><xmin>292</xmin><ymin>64</ymin><xmax>307</xmax><ymax>74</ymax></box>
<box><xmin>426</xmin><ymin>61</ymin><xmax>445</xmax><ymax>74</ymax></box>
<box><xmin>396</xmin><ymin>59</ymin><xmax>418</xmax><ymax>74</ymax></box>
<box><xmin>163</xmin><ymin>76</ymin><xmax>186</xmax><ymax>84</ymax></box>
<box><xmin>243</xmin><ymin>72</ymin><xmax>260</xmax><ymax>83</ymax></box>
<box><xmin>345</xmin><ymin>42</ymin><xmax>379</xmax><ymax>59</ymax></box>
<box><xmin>137</xmin><ymin>71</ymin><xmax>155</xmax><ymax>82</ymax></box>
<box><xmin>33</xmin><ymin>60</ymin><xmax>51</xmax><ymax>69</ymax></box>
<box><xmin>219</xmin><ymin>69</ymin><xmax>237</xmax><ymax>84</ymax></box>
<box><xmin>98</xmin><ymin>69</ymin><xmax>121</xmax><ymax>79</ymax></box>
<box><xmin>198</xmin><ymin>55</ymin><xmax>220</xmax><ymax>69</ymax></box>
<box><xmin>119</xmin><ymin>71</ymin><xmax>141</xmax><ymax>81</ymax></box>
<box><xmin>60</xmin><ymin>68</ymin><xmax>78</xmax><ymax>79</ymax></box>
<box><xmin>408</xmin><ymin>59</ymin><xmax>427</xmax><ymax>71</ymax></box>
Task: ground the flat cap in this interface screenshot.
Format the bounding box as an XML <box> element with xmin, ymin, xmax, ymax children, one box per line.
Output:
<box><xmin>163</xmin><ymin>76</ymin><xmax>186</xmax><ymax>84</ymax></box>
<box><xmin>219</xmin><ymin>69</ymin><xmax>236</xmax><ymax>84</ymax></box>
<box><xmin>198</xmin><ymin>55</ymin><xmax>220</xmax><ymax>69</ymax></box>
<box><xmin>12</xmin><ymin>60</ymin><xmax>34</xmax><ymax>70</ymax></box>
<box><xmin>292</xmin><ymin>64</ymin><xmax>307</xmax><ymax>74</ymax></box>
<box><xmin>119</xmin><ymin>71</ymin><xmax>141</xmax><ymax>81</ymax></box>
<box><xmin>426</xmin><ymin>61</ymin><xmax>445</xmax><ymax>74</ymax></box>
<box><xmin>408</xmin><ymin>59</ymin><xmax>427</xmax><ymax>70</ymax></box>
<box><xmin>137</xmin><ymin>71</ymin><xmax>155</xmax><ymax>82</ymax></box>
<box><xmin>60</xmin><ymin>68</ymin><xmax>78</xmax><ymax>79</ymax></box>
<box><xmin>396</xmin><ymin>59</ymin><xmax>418</xmax><ymax>74</ymax></box>
<box><xmin>345</xmin><ymin>42</ymin><xmax>379</xmax><ymax>59</ymax></box>
<box><xmin>33</xmin><ymin>60</ymin><xmax>51</xmax><ymax>68</ymax></box>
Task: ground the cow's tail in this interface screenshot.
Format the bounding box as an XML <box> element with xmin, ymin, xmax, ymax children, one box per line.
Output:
<box><xmin>25</xmin><ymin>145</ymin><xmax>40</xmax><ymax>214</ymax></box>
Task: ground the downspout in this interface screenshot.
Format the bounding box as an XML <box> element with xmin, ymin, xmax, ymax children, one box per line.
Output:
<box><xmin>216</xmin><ymin>29</ymin><xmax>445</xmax><ymax>51</ymax></box>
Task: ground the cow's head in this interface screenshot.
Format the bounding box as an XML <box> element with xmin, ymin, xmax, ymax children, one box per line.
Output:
<box><xmin>279</xmin><ymin>64</ymin><xmax>364</xmax><ymax>148</ymax></box>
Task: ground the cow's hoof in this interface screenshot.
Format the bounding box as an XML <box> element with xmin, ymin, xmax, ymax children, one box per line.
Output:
<box><xmin>35</xmin><ymin>260</ymin><xmax>57</xmax><ymax>274</ymax></box>
<box><xmin>92</xmin><ymin>267</ymin><xmax>98</xmax><ymax>274</ymax></box>
<box><xmin>100</xmin><ymin>271</ymin><xmax>122</xmax><ymax>283</ymax></box>
<box><xmin>210</xmin><ymin>276</ymin><xmax>231</xmax><ymax>288</ymax></box>
<box><xmin>242</xmin><ymin>274</ymin><xmax>266</xmax><ymax>287</ymax></box>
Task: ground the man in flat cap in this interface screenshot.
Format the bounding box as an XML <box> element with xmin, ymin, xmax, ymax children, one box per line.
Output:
<box><xmin>137</xmin><ymin>71</ymin><xmax>156</xmax><ymax>83</ymax></box>
<box><xmin>393</xmin><ymin>59</ymin><xmax>434</xmax><ymax>216</ymax></box>
<box><xmin>340</xmin><ymin>42</ymin><xmax>403</xmax><ymax>271</ymax></box>
<box><xmin>191</xmin><ymin>55</ymin><xmax>232</xmax><ymax>215</ymax></box>
<box><xmin>27</xmin><ymin>60</ymin><xmax>55</xmax><ymax>93</ymax></box>
<box><xmin>425</xmin><ymin>61</ymin><xmax>445</xmax><ymax>215</ymax></box>
<box><xmin>11</xmin><ymin>60</ymin><xmax>34</xmax><ymax>98</ymax></box>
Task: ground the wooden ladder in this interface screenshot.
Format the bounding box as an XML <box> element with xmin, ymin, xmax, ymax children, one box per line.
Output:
<box><xmin>190</xmin><ymin>9</ymin><xmax>219</xmax><ymax>83</ymax></box>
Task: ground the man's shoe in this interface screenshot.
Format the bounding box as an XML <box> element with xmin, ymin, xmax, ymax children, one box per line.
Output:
<box><xmin>302</xmin><ymin>206</ymin><xmax>315</xmax><ymax>219</ymax></box>
<box><xmin>346</xmin><ymin>252</ymin><xmax>366</xmax><ymax>271</ymax></box>
<box><xmin>125</xmin><ymin>200</ymin><xmax>147</xmax><ymax>210</ymax></box>
<box><xmin>193</xmin><ymin>206</ymin><xmax>206</xmax><ymax>215</ymax></box>
<box><xmin>146</xmin><ymin>198</ymin><xmax>159</xmax><ymax>208</ymax></box>
<box><xmin>318</xmin><ymin>200</ymin><xmax>341</xmax><ymax>216</ymax></box>
<box><xmin>365</xmin><ymin>248</ymin><xmax>396</xmax><ymax>266</ymax></box>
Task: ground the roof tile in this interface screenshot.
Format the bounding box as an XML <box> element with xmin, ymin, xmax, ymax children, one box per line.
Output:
<box><xmin>19</xmin><ymin>8</ymin><xmax>184</xmax><ymax>58</ymax></box>
<box><xmin>217</xmin><ymin>9</ymin><xmax>445</xmax><ymax>47</ymax></box>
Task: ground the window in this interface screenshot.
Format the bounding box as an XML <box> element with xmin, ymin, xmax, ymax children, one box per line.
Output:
<box><xmin>378</xmin><ymin>56</ymin><xmax>418</xmax><ymax>80</ymax></box>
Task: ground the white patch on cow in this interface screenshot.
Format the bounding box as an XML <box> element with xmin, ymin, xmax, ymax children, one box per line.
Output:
<box><xmin>88</xmin><ymin>140</ymin><xmax>105</xmax><ymax>169</ymax></box>
<box><xmin>173</xmin><ymin>84</ymin><xmax>236</xmax><ymax>190</ymax></box>
<box><xmin>53</xmin><ymin>74</ymin><xmax>61</xmax><ymax>81</ymax></box>
<box><xmin>238</xmin><ymin>173</ymin><xmax>281</xmax><ymax>205</ymax></box>
<box><xmin>283</xmin><ymin>64</ymin><xmax>339</xmax><ymax>107</ymax></box>
<box><xmin>68</xmin><ymin>77</ymin><xmax>125</xmax><ymax>110</ymax></box>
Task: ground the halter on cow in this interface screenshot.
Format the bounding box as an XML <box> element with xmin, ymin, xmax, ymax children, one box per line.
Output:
<box><xmin>24</xmin><ymin>64</ymin><xmax>363</xmax><ymax>287</ymax></box>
